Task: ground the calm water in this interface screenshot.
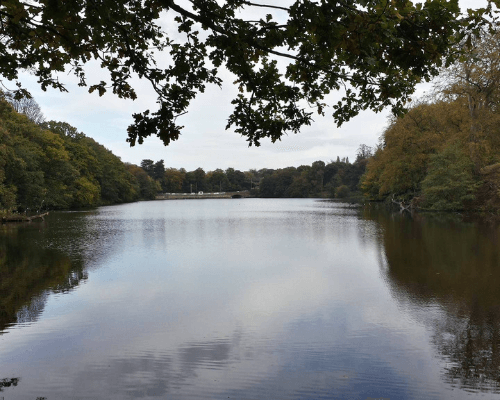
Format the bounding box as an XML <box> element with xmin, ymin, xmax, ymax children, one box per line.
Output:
<box><xmin>1</xmin><ymin>199</ymin><xmax>500</xmax><ymax>399</ymax></box>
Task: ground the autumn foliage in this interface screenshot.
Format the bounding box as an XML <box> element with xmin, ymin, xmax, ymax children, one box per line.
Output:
<box><xmin>361</xmin><ymin>28</ymin><xmax>500</xmax><ymax>211</ymax></box>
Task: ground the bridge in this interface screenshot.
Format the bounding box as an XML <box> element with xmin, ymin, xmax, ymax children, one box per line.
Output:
<box><xmin>156</xmin><ymin>190</ymin><xmax>251</xmax><ymax>200</ymax></box>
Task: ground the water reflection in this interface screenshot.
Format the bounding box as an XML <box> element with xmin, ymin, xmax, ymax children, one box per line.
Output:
<box><xmin>71</xmin><ymin>339</ymin><xmax>237</xmax><ymax>398</ymax></box>
<box><xmin>0</xmin><ymin>377</ymin><xmax>20</xmax><ymax>391</ymax></box>
<box><xmin>364</xmin><ymin>208</ymin><xmax>500</xmax><ymax>393</ymax></box>
<box><xmin>1</xmin><ymin>200</ymin><xmax>500</xmax><ymax>399</ymax></box>
<box><xmin>0</xmin><ymin>223</ymin><xmax>87</xmax><ymax>331</ymax></box>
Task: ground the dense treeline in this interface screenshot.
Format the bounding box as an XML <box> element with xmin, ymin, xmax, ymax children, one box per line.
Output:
<box><xmin>140</xmin><ymin>160</ymin><xmax>255</xmax><ymax>194</ymax></box>
<box><xmin>361</xmin><ymin>28</ymin><xmax>500</xmax><ymax>211</ymax></box>
<box><xmin>0</xmin><ymin>95</ymin><xmax>158</xmax><ymax>213</ymax></box>
<box><xmin>0</xmin><ymin>92</ymin><xmax>368</xmax><ymax>215</ymax></box>
<box><xmin>140</xmin><ymin>152</ymin><xmax>370</xmax><ymax>199</ymax></box>
<box><xmin>258</xmin><ymin>155</ymin><xmax>369</xmax><ymax>198</ymax></box>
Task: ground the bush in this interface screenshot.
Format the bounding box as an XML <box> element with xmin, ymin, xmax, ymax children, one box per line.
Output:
<box><xmin>335</xmin><ymin>185</ymin><xmax>351</xmax><ymax>198</ymax></box>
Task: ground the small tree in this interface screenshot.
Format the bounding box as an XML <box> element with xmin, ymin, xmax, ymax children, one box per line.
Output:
<box><xmin>6</xmin><ymin>94</ymin><xmax>45</xmax><ymax>124</ymax></box>
<box><xmin>153</xmin><ymin>160</ymin><xmax>165</xmax><ymax>181</ymax></box>
<box><xmin>140</xmin><ymin>159</ymin><xmax>154</xmax><ymax>178</ymax></box>
<box><xmin>335</xmin><ymin>185</ymin><xmax>350</xmax><ymax>199</ymax></box>
<box><xmin>355</xmin><ymin>144</ymin><xmax>373</xmax><ymax>163</ymax></box>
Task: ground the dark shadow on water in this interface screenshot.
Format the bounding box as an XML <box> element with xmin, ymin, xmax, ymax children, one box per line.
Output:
<box><xmin>0</xmin><ymin>220</ymin><xmax>87</xmax><ymax>332</ymax></box>
<box><xmin>363</xmin><ymin>206</ymin><xmax>500</xmax><ymax>393</ymax></box>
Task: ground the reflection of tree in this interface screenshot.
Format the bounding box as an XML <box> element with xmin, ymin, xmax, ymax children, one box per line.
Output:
<box><xmin>435</xmin><ymin>302</ymin><xmax>500</xmax><ymax>392</ymax></box>
<box><xmin>364</xmin><ymin>208</ymin><xmax>500</xmax><ymax>393</ymax></box>
<box><xmin>0</xmin><ymin>225</ymin><xmax>87</xmax><ymax>331</ymax></box>
<box><xmin>0</xmin><ymin>210</ymin><xmax>129</xmax><ymax>332</ymax></box>
<box><xmin>0</xmin><ymin>377</ymin><xmax>20</xmax><ymax>391</ymax></box>
<box><xmin>15</xmin><ymin>292</ymin><xmax>50</xmax><ymax>325</ymax></box>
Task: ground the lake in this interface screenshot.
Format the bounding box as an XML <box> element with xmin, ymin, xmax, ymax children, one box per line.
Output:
<box><xmin>1</xmin><ymin>198</ymin><xmax>500</xmax><ymax>399</ymax></box>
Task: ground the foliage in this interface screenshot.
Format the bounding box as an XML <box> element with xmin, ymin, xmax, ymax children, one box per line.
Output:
<box><xmin>421</xmin><ymin>142</ymin><xmax>478</xmax><ymax>210</ymax></box>
<box><xmin>0</xmin><ymin>95</ymin><xmax>150</xmax><ymax>211</ymax></box>
<box><xmin>125</xmin><ymin>164</ymin><xmax>157</xmax><ymax>200</ymax></box>
<box><xmin>335</xmin><ymin>185</ymin><xmax>351</xmax><ymax>199</ymax></box>
<box><xmin>225</xmin><ymin>168</ymin><xmax>246</xmax><ymax>192</ymax></box>
<box><xmin>360</xmin><ymin>99</ymin><xmax>491</xmax><ymax>208</ymax></box>
<box><xmin>361</xmin><ymin>101</ymin><xmax>464</xmax><ymax>200</ymax></box>
<box><xmin>1</xmin><ymin>0</ymin><xmax>493</xmax><ymax>146</ymax></box>
<box><xmin>437</xmin><ymin>28</ymin><xmax>500</xmax><ymax>121</ymax></box>
<box><xmin>136</xmin><ymin>155</ymin><xmax>367</xmax><ymax>199</ymax></box>
<box><xmin>259</xmin><ymin>168</ymin><xmax>297</xmax><ymax>198</ymax></box>
<box><xmin>435</xmin><ymin>28</ymin><xmax>500</xmax><ymax>169</ymax></box>
<box><xmin>140</xmin><ymin>160</ymin><xmax>155</xmax><ymax>177</ymax></box>
<box><xmin>206</xmin><ymin>169</ymin><xmax>228</xmax><ymax>193</ymax></box>
<box><xmin>5</xmin><ymin>93</ymin><xmax>45</xmax><ymax>124</ymax></box>
<box><xmin>163</xmin><ymin>168</ymin><xmax>186</xmax><ymax>193</ymax></box>
<box><xmin>361</xmin><ymin>25</ymin><xmax>500</xmax><ymax>211</ymax></box>
<box><xmin>258</xmin><ymin>157</ymin><xmax>366</xmax><ymax>198</ymax></box>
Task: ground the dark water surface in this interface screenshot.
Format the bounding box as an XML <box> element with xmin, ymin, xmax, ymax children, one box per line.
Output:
<box><xmin>1</xmin><ymin>199</ymin><xmax>500</xmax><ymax>399</ymax></box>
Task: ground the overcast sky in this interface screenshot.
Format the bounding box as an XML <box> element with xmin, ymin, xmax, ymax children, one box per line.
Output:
<box><xmin>13</xmin><ymin>0</ymin><xmax>489</xmax><ymax>172</ymax></box>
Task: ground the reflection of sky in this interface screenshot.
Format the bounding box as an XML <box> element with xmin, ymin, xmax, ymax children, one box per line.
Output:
<box><xmin>0</xmin><ymin>199</ymin><xmax>494</xmax><ymax>399</ymax></box>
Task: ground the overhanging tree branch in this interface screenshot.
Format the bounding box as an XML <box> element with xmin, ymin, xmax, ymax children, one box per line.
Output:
<box><xmin>1</xmin><ymin>0</ymin><xmax>495</xmax><ymax>147</ymax></box>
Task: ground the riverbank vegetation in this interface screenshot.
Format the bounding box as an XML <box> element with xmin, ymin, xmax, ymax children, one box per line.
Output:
<box><xmin>139</xmin><ymin>151</ymin><xmax>370</xmax><ymax>200</ymax></box>
<box><xmin>0</xmin><ymin>92</ymin><xmax>366</xmax><ymax>216</ymax></box>
<box><xmin>4</xmin><ymin>26</ymin><xmax>500</xmax><ymax>213</ymax></box>
<box><xmin>361</xmin><ymin>28</ymin><xmax>500</xmax><ymax>212</ymax></box>
<box><xmin>0</xmin><ymin>94</ymin><xmax>158</xmax><ymax>215</ymax></box>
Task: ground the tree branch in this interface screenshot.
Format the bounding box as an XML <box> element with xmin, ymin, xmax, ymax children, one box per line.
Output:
<box><xmin>165</xmin><ymin>1</ymin><xmax>368</xmax><ymax>87</ymax></box>
<box><xmin>242</xmin><ymin>2</ymin><xmax>290</xmax><ymax>12</ymax></box>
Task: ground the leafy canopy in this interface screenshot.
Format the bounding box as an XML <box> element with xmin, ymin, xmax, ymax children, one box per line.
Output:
<box><xmin>0</xmin><ymin>0</ymin><xmax>497</xmax><ymax>146</ymax></box>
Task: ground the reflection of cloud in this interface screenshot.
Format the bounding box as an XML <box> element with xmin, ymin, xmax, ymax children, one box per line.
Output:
<box><xmin>72</xmin><ymin>354</ymin><xmax>174</xmax><ymax>398</ymax></box>
<box><xmin>70</xmin><ymin>338</ymin><xmax>236</xmax><ymax>398</ymax></box>
<box><xmin>66</xmin><ymin>323</ymin><xmax>435</xmax><ymax>400</ymax></box>
<box><xmin>241</xmin><ymin>267</ymin><xmax>329</xmax><ymax>318</ymax></box>
<box><xmin>180</xmin><ymin>341</ymin><xmax>232</xmax><ymax>367</ymax></box>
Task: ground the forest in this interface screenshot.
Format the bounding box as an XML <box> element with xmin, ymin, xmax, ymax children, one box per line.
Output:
<box><xmin>0</xmin><ymin>92</ymin><xmax>368</xmax><ymax>216</ymax></box>
<box><xmin>3</xmin><ymin>27</ymin><xmax>500</xmax><ymax>214</ymax></box>
<box><xmin>0</xmin><ymin>94</ymin><xmax>156</xmax><ymax>214</ymax></box>
<box><xmin>361</xmin><ymin>28</ymin><xmax>500</xmax><ymax>211</ymax></box>
<box><xmin>141</xmin><ymin>153</ymin><xmax>369</xmax><ymax>200</ymax></box>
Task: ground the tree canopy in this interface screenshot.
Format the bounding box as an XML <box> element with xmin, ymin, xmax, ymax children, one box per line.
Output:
<box><xmin>1</xmin><ymin>0</ymin><xmax>497</xmax><ymax>146</ymax></box>
<box><xmin>0</xmin><ymin>95</ymin><xmax>158</xmax><ymax>212</ymax></box>
<box><xmin>361</xmin><ymin>26</ymin><xmax>500</xmax><ymax>211</ymax></box>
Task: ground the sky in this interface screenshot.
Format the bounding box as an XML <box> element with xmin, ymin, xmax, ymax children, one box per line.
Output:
<box><xmin>12</xmin><ymin>0</ymin><xmax>489</xmax><ymax>172</ymax></box>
